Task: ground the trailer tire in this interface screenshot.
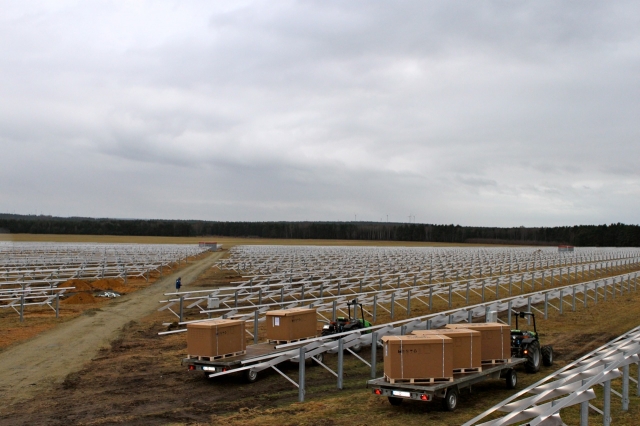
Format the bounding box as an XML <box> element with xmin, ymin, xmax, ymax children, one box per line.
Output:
<box><xmin>388</xmin><ymin>396</ymin><xmax>403</xmax><ymax>406</ymax></box>
<box><xmin>243</xmin><ymin>369</ymin><xmax>258</xmax><ymax>383</ymax></box>
<box><xmin>350</xmin><ymin>343</ymin><xmax>362</xmax><ymax>353</ymax></box>
<box><xmin>442</xmin><ymin>387</ymin><xmax>459</xmax><ymax>412</ymax></box>
<box><xmin>313</xmin><ymin>352</ymin><xmax>324</xmax><ymax>364</ymax></box>
<box><xmin>505</xmin><ymin>369</ymin><xmax>517</xmax><ymax>390</ymax></box>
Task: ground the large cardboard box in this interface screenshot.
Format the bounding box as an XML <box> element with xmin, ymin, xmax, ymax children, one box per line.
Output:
<box><xmin>445</xmin><ymin>323</ymin><xmax>510</xmax><ymax>361</ymax></box>
<box><xmin>266</xmin><ymin>308</ymin><xmax>317</xmax><ymax>342</ymax></box>
<box><xmin>411</xmin><ymin>328</ymin><xmax>482</xmax><ymax>370</ymax></box>
<box><xmin>187</xmin><ymin>319</ymin><xmax>245</xmax><ymax>357</ymax></box>
<box><xmin>382</xmin><ymin>335</ymin><xmax>453</xmax><ymax>380</ymax></box>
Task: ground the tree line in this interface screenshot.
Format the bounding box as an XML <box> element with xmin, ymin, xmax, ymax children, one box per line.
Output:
<box><xmin>1</xmin><ymin>214</ymin><xmax>639</xmax><ymax>247</ymax></box>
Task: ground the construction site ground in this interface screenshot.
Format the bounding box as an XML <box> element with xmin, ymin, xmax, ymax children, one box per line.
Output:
<box><xmin>0</xmin><ymin>236</ymin><xmax>639</xmax><ymax>425</ymax></box>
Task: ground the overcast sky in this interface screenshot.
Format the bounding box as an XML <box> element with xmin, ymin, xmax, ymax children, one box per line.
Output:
<box><xmin>2</xmin><ymin>1</ymin><xmax>639</xmax><ymax>227</ymax></box>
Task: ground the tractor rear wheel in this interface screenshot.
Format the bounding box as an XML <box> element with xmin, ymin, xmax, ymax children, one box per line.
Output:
<box><xmin>524</xmin><ymin>341</ymin><xmax>541</xmax><ymax>373</ymax></box>
<box><xmin>542</xmin><ymin>345</ymin><xmax>553</xmax><ymax>367</ymax></box>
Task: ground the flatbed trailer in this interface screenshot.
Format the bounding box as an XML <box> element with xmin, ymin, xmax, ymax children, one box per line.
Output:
<box><xmin>367</xmin><ymin>358</ymin><xmax>526</xmax><ymax>411</ymax></box>
<box><xmin>182</xmin><ymin>341</ymin><xmax>320</xmax><ymax>382</ymax></box>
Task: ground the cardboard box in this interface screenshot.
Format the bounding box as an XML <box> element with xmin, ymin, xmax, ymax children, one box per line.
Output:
<box><xmin>411</xmin><ymin>328</ymin><xmax>482</xmax><ymax>370</ymax></box>
<box><xmin>445</xmin><ymin>323</ymin><xmax>510</xmax><ymax>361</ymax></box>
<box><xmin>187</xmin><ymin>319</ymin><xmax>245</xmax><ymax>357</ymax></box>
<box><xmin>266</xmin><ymin>308</ymin><xmax>317</xmax><ymax>341</ymax></box>
<box><xmin>382</xmin><ymin>335</ymin><xmax>453</xmax><ymax>380</ymax></box>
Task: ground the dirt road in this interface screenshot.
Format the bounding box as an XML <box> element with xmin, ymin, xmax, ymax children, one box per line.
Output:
<box><xmin>0</xmin><ymin>251</ymin><xmax>222</xmax><ymax>408</ymax></box>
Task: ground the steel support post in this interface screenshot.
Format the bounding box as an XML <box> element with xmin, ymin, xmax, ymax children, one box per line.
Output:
<box><xmin>319</xmin><ymin>283</ymin><xmax>323</xmax><ymax>298</ymax></box>
<box><xmin>299</xmin><ymin>346</ymin><xmax>306</xmax><ymax>402</ymax></box>
<box><xmin>612</xmin><ymin>278</ymin><xmax>616</xmax><ymax>300</ymax></box>
<box><xmin>637</xmin><ymin>362</ymin><xmax>640</xmax><ymax>397</ymax></box>
<box><xmin>179</xmin><ymin>296</ymin><xmax>184</xmax><ymax>322</ymax></box>
<box><xmin>370</xmin><ymin>331</ymin><xmax>378</xmax><ymax>379</ymax></box>
<box><xmin>527</xmin><ymin>297</ymin><xmax>532</xmax><ymax>325</ymax></box>
<box><xmin>390</xmin><ymin>292</ymin><xmax>395</xmax><ymax>319</ymax></box>
<box><xmin>359</xmin><ymin>280</ymin><xmax>362</xmax><ymax>293</ymax></box>
<box><xmin>584</xmin><ymin>283</ymin><xmax>588</xmax><ymax>308</ymax></box>
<box><xmin>373</xmin><ymin>294</ymin><xmax>377</xmax><ymax>322</ymax></box>
<box><xmin>407</xmin><ymin>290</ymin><xmax>411</xmax><ymax>316</ymax></box>
<box><xmin>482</xmin><ymin>280</ymin><xmax>486</xmax><ymax>302</ymax></box>
<box><xmin>400</xmin><ymin>325</ymin><xmax>406</xmax><ymax>335</ymax></box>
<box><xmin>379</xmin><ymin>276</ymin><xmax>382</xmax><ymax>291</ymax></box>
<box><xmin>448</xmin><ymin>284</ymin><xmax>452</xmax><ymax>308</ymax></box>
<box><xmin>604</xmin><ymin>379</ymin><xmax>611</xmax><ymax>426</ymax></box>
<box><xmin>485</xmin><ymin>306</ymin><xmax>490</xmax><ymax>322</ymax></box>
<box><xmin>429</xmin><ymin>286</ymin><xmax>433</xmax><ymax>311</ymax></box>
<box><xmin>507</xmin><ymin>301</ymin><xmax>512</xmax><ymax>326</ymax></box>
<box><xmin>337</xmin><ymin>338</ymin><xmax>344</xmax><ymax>389</ymax></box>
<box><xmin>521</xmin><ymin>275</ymin><xmax>524</xmax><ymax>293</ymax></box>
<box><xmin>466</xmin><ymin>282</ymin><xmax>470</xmax><ymax>304</ymax></box>
<box><xmin>544</xmin><ymin>293</ymin><xmax>548</xmax><ymax>319</ymax></box>
<box><xmin>20</xmin><ymin>290</ymin><xmax>25</xmax><ymax>323</ymax></box>
<box><xmin>580</xmin><ymin>399</ymin><xmax>589</xmax><ymax>426</ymax></box>
<box><xmin>55</xmin><ymin>293</ymin><xmax>60</xmax><ymax>319</ymax></box>
<box><xmin>332</xmin><ymin>300</ymin><xmax>337</xmax><ymax>321</ymax></box>
<box><xmin>254</xmin><ymin>311</ymin><xmax>259</xmax><ymax>344</ymax></box>
<box><xmin>467</xmin><ymin>310</ymin><xmax>473</xmax><ymax>323</ymax></box>
<box><xmin>235</xmin><ymin>290</ymin><xmax>238</xmax><ymax>308</ymax></box>
<box><xmin>623</xmin><ymin>364</ymin><xmax>629</xmax><ymax>411</ymax></box>
<box><xmin>542</xmin><ymin>271</ymin><xmax>545</xmax><ymax>288</ymax></box>
<box><xmin>413</xmin><ymin>275</ymin><xmax>417</xmax><ymax>287</ymax></box>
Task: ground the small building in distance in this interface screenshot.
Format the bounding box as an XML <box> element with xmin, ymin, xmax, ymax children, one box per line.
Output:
<box><xmin>558</xmin><ymin>245</ymin><xmax>574</xmax><ymax>253</ymax></box>
<box><xmin>199</xmin><ymin>241</ymin><xmax>222</xmax><ymax>251</ymax></box>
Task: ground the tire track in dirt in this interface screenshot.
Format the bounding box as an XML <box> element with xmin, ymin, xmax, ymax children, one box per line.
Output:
<box><xmin>0</xmin><ymin>251</ymin><xmax>222</xmax><ymax>409</ymax></box>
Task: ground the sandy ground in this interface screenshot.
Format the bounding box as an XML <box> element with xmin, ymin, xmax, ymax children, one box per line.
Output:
<box><xmin>0</xmin><ymin>251</ymin><xmax>222</xmax><ymax>408</ymax></box>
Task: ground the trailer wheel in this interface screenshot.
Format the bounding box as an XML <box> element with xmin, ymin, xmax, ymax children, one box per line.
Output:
<box><xmin>313</xmin><ymin>352</ymin><xmax>325</xmax><ymax>364</ymax></box>
<box><xmin>388</xmin><ymin>396</ymin><xmax>403</xmax><ymax>406</ymax></box>
<box><xmin>505</xmin><ymin>369</ymin><xmax>517</xmax><ymax>390</ymax></box>
<box><xmin>442</xmin><ymin>387</ymin><xmax>459</xmax><ymax>412</ymax></box>
<box><xmin>542</xmin><ymin>346</ymin><xmax>553</xmax><ymax>367</ymax></box>
<box><xmin>243</xmin><ymin>369</ymin><xmax>258</xmax><ymax>383</ymax></box>
<box><xmin>350</xmin><ymin>343</ymin><xmax>362</xmax><ymax>353</ymax></box>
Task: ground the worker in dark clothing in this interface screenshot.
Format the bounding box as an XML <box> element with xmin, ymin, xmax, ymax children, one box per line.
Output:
<box><xmin>175</xmin><ymin>277</ymin><xmax>182</xmax><ymax>290</ymax></box>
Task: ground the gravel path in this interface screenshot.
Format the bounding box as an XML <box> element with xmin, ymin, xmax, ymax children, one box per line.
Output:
<box><xmin>0</xmin><ymin>251</ymin><xmax>222</xmax><ymax>408</ymax></box>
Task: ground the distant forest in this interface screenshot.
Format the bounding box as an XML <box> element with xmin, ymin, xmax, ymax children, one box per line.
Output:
<box><xmin>1</xmin><ymin>214</ymin><xmax>639</xmax><ymax>247</ymax></box>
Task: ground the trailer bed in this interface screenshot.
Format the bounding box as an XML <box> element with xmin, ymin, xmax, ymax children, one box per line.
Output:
<box><xmin>182</xmin><ymin>341</ymin><xmax>310</xmax><ymax>371</ymax></box>
<box><xmin>367</xmin><ymin>358</ymin><xmax>526</xmax><ymax>408</ymax></box>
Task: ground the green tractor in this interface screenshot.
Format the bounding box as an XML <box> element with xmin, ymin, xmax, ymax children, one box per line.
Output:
<box><xmin>321</xmin><ymin>299</ymin><xmax>372</xmax><ymax>352</ymax></box>
<box><xmin>511</xmin><ymin>311</ymin><xmax>553</xmax><ymax>373</ymax></box>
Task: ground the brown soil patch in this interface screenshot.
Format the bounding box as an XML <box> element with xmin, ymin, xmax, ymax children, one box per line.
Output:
<box><xmin>59</xmin><ymin>279</ymin><xmax>93</xmax><ymax>291</ymax></box>
<box><xmin>61</xmin><ymin>292</ymin><xmax>97</xmax><ymax>305</ymax></box>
